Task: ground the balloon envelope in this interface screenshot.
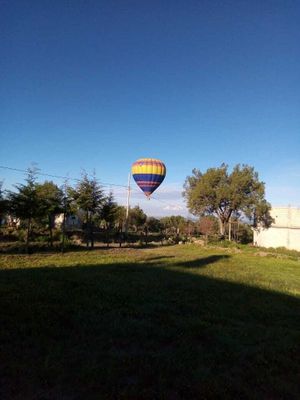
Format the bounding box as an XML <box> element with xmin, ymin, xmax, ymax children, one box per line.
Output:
<box><xmin>131</xmin><ymin>158</ymin><xmax>166</xmax><ymax>198</ymax></box>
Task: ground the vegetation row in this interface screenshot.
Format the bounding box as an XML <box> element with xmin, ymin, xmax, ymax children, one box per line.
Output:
<box><xmin>0</xmin><ymin>163</ymin><xmax>272</xmax><ymax>253</ymax></box>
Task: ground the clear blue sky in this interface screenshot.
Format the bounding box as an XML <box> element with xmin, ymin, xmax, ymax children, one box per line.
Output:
<box><xmin>1</xmin><ymin>0</ymin><xmax>299</xmax><ymax>216</ymax></box>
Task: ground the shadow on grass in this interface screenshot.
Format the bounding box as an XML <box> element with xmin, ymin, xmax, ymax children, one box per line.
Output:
<box><xmin>0</xmin><ymin>242</ymin><xmax>174</xmax><ymax>254</ymax></box>
<box><xmin>173</xmin><ymin>254</ymin><xmax>230</xmax><ymax>269</ymax></box>
<box><xmin>0</xmin><ymin>256</ymin><xmax>299</xmax><ymax>399</ymax></box>
<box><xmin>144</xmin><ymin>255</ymin><xmax>176</xmax><ymax>263</ymax></box>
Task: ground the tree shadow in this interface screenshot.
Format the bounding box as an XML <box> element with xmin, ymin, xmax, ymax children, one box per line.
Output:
<box><xmin>0</xmin><ymin>256</ymin><xmax>299</xmax><ymax>399</ymax></box>
<box><xmin>0</xmin><ymin>242</ymin><xmax>175</xmax><ymax>254</ymax></box>
<box><xmin>144</xmin><ymin>255</ymin><xmax>176</xmax><ymax>262</ymax></box>
<box><xmin>173</xmin><ymin>254</ymin><xmax>230</xmax><ymax>269</ymax></box>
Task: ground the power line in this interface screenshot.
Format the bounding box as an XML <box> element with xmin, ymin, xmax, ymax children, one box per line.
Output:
<box><xmin>0</xmin><ymin>164</ymin><xmax>184</xmax><ymax>210</ymax></box>
<box><xmin>0</xmin><ymin>165</ymin><xmax>127</xmax><ymax>188</ymax></box>
<box><xmin>0</xmin><ymin>165</ymin><xmax>152</xmax><ymax>197</ymax></box>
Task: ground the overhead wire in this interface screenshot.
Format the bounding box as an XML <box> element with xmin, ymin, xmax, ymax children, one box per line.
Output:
<box><xmin>0</xmin><ymin>164</ymin><xmax>184</xmax><ymax>210</ymax></box>
<box><xmin>0</xmin><ymin>165</ymin><xmax>127</xmax><ymax>188</ymax></box>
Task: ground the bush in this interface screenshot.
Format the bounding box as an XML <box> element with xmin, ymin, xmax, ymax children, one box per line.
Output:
<box><xmin>237</xmin><ymin>224</ymin><xmax>253</xmax><ymax>244</ymax></box>
<box><xmin>17</xmin><ymin>229</ymin><xmax>27</xmax><ymax>242</ymax></box>
<box><xmin>0</xmin><ymin>227</ymin><xmax>20</xmax><ymax>242</ymax></box>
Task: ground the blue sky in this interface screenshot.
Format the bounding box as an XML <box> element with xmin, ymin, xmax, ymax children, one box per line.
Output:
<box><xmin>1</xmin><ymin>0</ymin><xmax>299</xmax><ymax>216</ymax></box>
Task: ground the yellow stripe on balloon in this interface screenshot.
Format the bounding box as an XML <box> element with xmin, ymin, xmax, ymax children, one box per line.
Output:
<box><xmin>131</xmin><ymin>158</ymin><xmax>166</xmax><ymax>176</ymax></box>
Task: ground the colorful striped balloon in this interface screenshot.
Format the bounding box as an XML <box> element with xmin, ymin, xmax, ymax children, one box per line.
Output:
<box><xmin>131</xmin><ymin>158</ymin><xmax>166</xmax><ymax>198</ymax></box>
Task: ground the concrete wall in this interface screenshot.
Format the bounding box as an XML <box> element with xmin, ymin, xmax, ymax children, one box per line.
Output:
<box><xmin>253</xmin><ymin>206</ymin><xmax>300</xmax><ymax>251</ymax></box>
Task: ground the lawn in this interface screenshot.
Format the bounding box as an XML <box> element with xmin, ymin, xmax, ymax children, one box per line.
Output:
<box><xmin>0</xmin><ymin>245</ymin><xmax>299</xmax><ymax>399</ymax></box>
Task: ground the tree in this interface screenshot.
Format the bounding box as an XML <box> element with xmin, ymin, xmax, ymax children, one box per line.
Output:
<box><xmin>61</xmin><ymin>181</ymin><xmax>74</xmax><ymax>253</ymax></box>
<box><xmin>160</xmin><ymin>215</ymin><xmax>187</xmax><ymax>242</ymax></box>
<box><xmin>113</xmin><ymin>205</ymin><xmax>127</xmax><ymax>246</ymax></box>
<box><xmin>183</xmin><ymin>164</ymin><xmax>273</xmax><ymax>238</ymax></box>
<box><xmin>160</xmin><ymin>215</ymin><xmax>186</xmax><ymax>234</ymax></box>
<box><xmin>198</xmin><ymin>216</ymin><xmax>219</xmax><ymax>241</ymax></box>
<box><xmin>146</xmin><ymin>217</ymin><xmax>162</xmax><ymax>233</ymax></box>
<box><xmin>69</xmin><ymin>173</ymin><xmax>104</xmax><ymax>248</ymax></box>
<box><xmin>115</xmin><ymin>206</ymin><xmax>127</xmax><ymax>232</ymax></box>
<box><xmin>100</xmin><ymin>192</ymin><xmax>118</xmax><ymax>247</ymax></box>
<box><xmin>129</xmin><ymin>206</ymin><xmax>147</xmax><ymax>232</ymax></box>
<box><xmin>6</xmin><ymin>168</ymin><xmax>40</xmax><ymax>252</ymax></box>
<box><xmin>0</xmin><ymin>181</ymin><xmax>7</xmax><ymax>226</ymax></box>
<box><xmin>36</xmin><ymin>181</ymin><xmax>64</xmax><ymax>247</ymax></box>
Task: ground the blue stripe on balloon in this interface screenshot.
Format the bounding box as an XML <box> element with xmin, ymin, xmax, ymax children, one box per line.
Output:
<box><xmin>132</xmin><ymin>173</ymin><xmax>166</xmax><ymax>195</ymax></box>
<box><xmin>139</xmin><ymin>186</ymin><xmax>155</xmax><ymax>191</ymax></box>
<box><xmin>132</xmin><ymin>174</ymin><xmax>165</xmax><ymax>184</ymax></box>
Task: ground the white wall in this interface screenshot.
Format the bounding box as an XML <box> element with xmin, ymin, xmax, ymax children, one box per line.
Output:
<box><xmin>253</xmin><ymin>207</ymin><xmax>300</xmax><ymax>251</ymax></box>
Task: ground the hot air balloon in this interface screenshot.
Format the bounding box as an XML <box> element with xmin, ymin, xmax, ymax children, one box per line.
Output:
<box><xmin>131</xmin><ymin>158</ymin><xmax>166</xmax><ymax>198</ymax></box>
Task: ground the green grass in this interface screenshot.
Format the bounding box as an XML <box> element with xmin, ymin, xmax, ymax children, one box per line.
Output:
<box><xmin>0</xmin><ymin>245</ymin><xmax>299</xmax><ymax>399</ymax></box>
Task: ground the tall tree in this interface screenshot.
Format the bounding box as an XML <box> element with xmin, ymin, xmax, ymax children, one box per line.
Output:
<box><xmin>160</xmin><ymin>215</ymin><xmax>187</xmax><ymax>236</ymax></box>
<box><xmin>114</xmin><ymin>205</ymin><xmax>127</xmax><ymax>247</ymax></box>
<box><xmin>129</xmin><ymin>206</ymin><xmax>147</xmax><ymax>232</ymax></box>
<box><xmin>36</xmin><ymin>181</ymin><xmax>64</xmax><ymax>247</ymax></box>
<box><xmin>0</xmin><ymin>181</ymin><xmax>7</xmax><ymax>226</ymax></box>
<box><xmin>100</xmin><ymin>192</ymin><xmax>118</xmax><ymax>248</ymax></box>
<box><xmin>183</xmin><ymin>164</ymin><xmax>273</xmax><ymax>237</ymax></box>
<box><xmin>146</xmin><ymin>217</ymin><xmax>162</xmax><ymax>233</ymax></box>
<box><xmin>115</xmin><ymin>206</ymin><xmax>127</xmax><ymax>232</ymax></box>
<box><xmin>6</xmin><ymin>168</ymin><xmax>40</xmax><ymax>252</ymax></box>
<box><xmin>69</xmin><ymin>173</ymin><xmax>104</xmax><ymax>248</ymax></box>
<box><xmin>61</xmin><ymin>180</ymin><xmax>74</xmax><ymax>253</ymax></box>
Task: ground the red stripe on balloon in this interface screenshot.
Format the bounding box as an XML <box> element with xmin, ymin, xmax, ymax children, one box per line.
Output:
<box><xmin>133</xmin><ymin>162</ymin><xmax>164</xmax><ymax>167</ymax></box>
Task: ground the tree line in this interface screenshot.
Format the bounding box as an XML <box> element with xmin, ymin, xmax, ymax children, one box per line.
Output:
<box><xmin>0</xmin><ymin>163</ymin><xmax>271</xmax><ymax>253</ymax></box>
<box><xmin>0</xmin><ymin>168</ymin><xmax>202</xmax><ymax>253</ymax></box>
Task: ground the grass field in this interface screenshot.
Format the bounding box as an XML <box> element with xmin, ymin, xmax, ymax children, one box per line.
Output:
<box><xmin>1</xmin><ymin>245</ymin><xmax>299</xmax><ymax>399</ymax></box>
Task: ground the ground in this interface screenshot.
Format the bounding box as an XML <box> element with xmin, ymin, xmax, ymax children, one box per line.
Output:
<box><xmin>0</xmin><ymin>245</ymin><xmax>299</xmax><ymax>399</ymax></box>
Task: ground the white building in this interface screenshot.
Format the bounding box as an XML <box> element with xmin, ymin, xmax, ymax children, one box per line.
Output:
<box><xmin>55</xmin><ymin>213</ymin><xmax>83</xmax><ymax>230</ymax></box>
<box><xmin>253</xmin><ymin>206</ymin><xmax>300</xmax><ymax>251</ymax></box>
